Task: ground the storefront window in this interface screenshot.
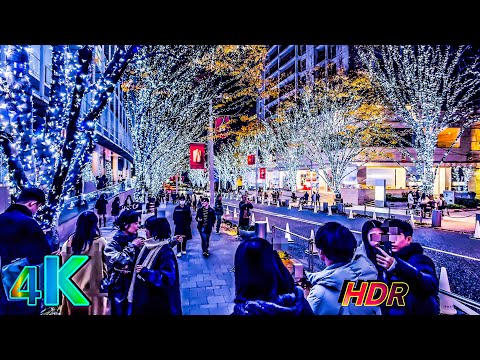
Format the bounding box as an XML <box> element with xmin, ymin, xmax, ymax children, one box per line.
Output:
<box><xmin>437</xmin><ymin>128</ymin><xmax>460</xmax><ymax>148</ymax></box>
<box><xmin>471</xmin><ymin>129</ymin><xmax>480</xmax><ymax>151</ymax></box>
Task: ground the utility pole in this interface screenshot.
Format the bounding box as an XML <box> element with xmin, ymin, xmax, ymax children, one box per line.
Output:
<box><xmin>208</xmin><ymin>98</ymin><xmax>215</xmax><ymax>207</ymax></box>
<box><xmin>255</xmin><ymin>147</ymin><xmax>259</xmax><ymax>201</ymax></box>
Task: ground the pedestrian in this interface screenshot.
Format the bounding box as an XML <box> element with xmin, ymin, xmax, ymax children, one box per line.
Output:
<box><xmin>214</xmin><ymin>194</ymin><xmax>224</xmax><ymax>234</ymax></box>
<box><xmin>0</xmin><ymin>187</ymin><xmax>52</xmax><ymax>315</ymax></box>
<box><xmin>128</xmin><ymin>216</ymin><xmax>182</xmax><ymax>315</ymax></box>
<box><xmin>239</xmin><ymin>194</ymin><xmax>253</xmax><ymax>229</ymax></box>
<box><xmin>373</xmin><ymin>219</ymin><xmax>440</xmax><ymax>315</ymax></box>
<box><xmin>123</xmin><ymin>194</ymin><xmax>134</xmax><ymax>210</ymax></box>
<box><xmin>173</xmin><ymin>195</ymin><xmax>192</xmax><ymax>257</ymax></box>
<box><xmin>60</xmin><ymin>210</ymin><xmax>108</xmax><ymax>315</ymax></box>
<box><xmin>103</xmin><ymin>209</ymin><xmax>145</xmax><ymax>316</ymax></box>
<box><xmin>111</xmin><ymin>196</ymin><xmax>121</xmax><ymax>224</ymax></box>
<box><xmin>195</xmin><ymin>197</ymin><xmax>216</xmax><ymax>257</ymax></box>
<box><xmin>232</xmin><ymin>237</ymin><xmax>313</xmax><ymax>315</ymax></box>
<box><xmin>305</xmin><ymin>221</ymin><xmax>381</xmax><ymax>315</ymax></box>
<box><xmin>192</xmin><ymin>193</ymin><xmax>197</xmax><ymax>210</ymax></box>
<box><xmin>94</xmin><ymin>193</ymin><xmax>108</xmax><ymax>228</ymax></box>
<box><xmin>407</xmin><ymin>191</ymin><xmax>414</xmax><ymax>210</ymax></box>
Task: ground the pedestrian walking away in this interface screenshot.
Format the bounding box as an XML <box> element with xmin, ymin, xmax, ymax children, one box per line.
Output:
<box><xmin>95</xmin><ymin>193</ymin><xmax>108</xmax><ymax>227</ymax></box>
<box><xmin>214</xmin><ymin>194</ymin><xmax>224</xmax><ymax>234</ymax></box>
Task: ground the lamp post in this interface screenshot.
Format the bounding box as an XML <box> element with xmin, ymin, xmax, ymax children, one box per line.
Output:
<box><xmin>208</xmin><ymin>98</ymin><xmax>215</xmax><ymax>207</ymax></box>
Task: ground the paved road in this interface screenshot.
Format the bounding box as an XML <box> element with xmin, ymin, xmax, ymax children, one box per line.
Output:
<box><xmin>224</xmin><ymin>200</ymin><xmax>480</xmax><ymax>305</ymax></box>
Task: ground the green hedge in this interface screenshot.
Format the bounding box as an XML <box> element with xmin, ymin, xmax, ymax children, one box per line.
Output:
<box><xmin>455</xmin><ymin>198</ymin><xmax>480</xmax><ymax>209</ymax></box>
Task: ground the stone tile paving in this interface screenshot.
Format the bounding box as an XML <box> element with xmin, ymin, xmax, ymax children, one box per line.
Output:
<box><xmin>102</xmin><ymin>204</ymin><xmax>238</xmax><ymax>315</ymax></box>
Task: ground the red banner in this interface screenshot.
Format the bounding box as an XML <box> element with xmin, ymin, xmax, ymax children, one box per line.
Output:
<box><xmin>247</xmin><ymin>154</ymin><xmax>255</xmax><ymax>165</ymax></box>
<box><xmin>190</xmin><ymin>143</ymin><xmax>205</xmax><ymax>169</ymax></box>
<box><xmin>259</xmin><ymin>168</ymin><xmax>266</xmax><ymax>179</ymax></box>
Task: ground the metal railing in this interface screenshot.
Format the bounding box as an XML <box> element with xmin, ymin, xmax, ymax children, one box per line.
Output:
<box><xmin>271</xmin><ymin>223</ymin><xmax>480</xmax><ymax>315</ymax></box>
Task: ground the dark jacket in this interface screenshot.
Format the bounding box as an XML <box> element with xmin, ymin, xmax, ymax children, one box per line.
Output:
<box><xmin>382</xmin><ymin>243</ymin><xmax>440</xmax><ymax>315</ymax></box>
<box><xmin>195</xmin><ymin>206</ymin><xmax>216</xmax><ymax>234</ymax></box>
<box><xmin>239</xmin><ymin>200</ymin><xmax>253</xmax><ymax>219</ymax></box>
<box><xmin>214</xmin><ymin>200</ymin><xmax>224</xmax><ymax>216</ymax></box>
<box><xmin>232</xmin><ymin>286</ymin><xmax>313</xmax><ymax>315</ymax></box>
<box><xmin>130</xmin><ymin>240</ymin><xmax>182</xmax><ymax>315</ymax></box>
<box><xmin>111</xmin><ymin>201</ymin><xmax>121</xmax><ymax>216</ymax></box>
<box><xmin>104</xmin><ymin>231</ymin><xmax>141</xmax><ymax>300</ymax></box>
<box><xmin>95</xmin><ymin>197</ymin><xmax>108</xmax><ymax>215</ymax></box>
<box><xmin>173</xmin><ymin>204</ymin><xmax>192</xmax><ymax>240</ymax></box>
<box><xmin>0</xmin><ymin>204</ymin><xmax>52</xmax><ymax>315</ymax></box>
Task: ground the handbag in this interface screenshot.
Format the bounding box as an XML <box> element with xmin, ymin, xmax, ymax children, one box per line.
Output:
<box><xmin>100</xmin><ymin>270</ymin><xmax>121</xmax><ymax>294</ymax></box>
<box><xmin>1</xmin><ymin>257</ymin><xmax>44</xmax><ymax>300</ymax></box>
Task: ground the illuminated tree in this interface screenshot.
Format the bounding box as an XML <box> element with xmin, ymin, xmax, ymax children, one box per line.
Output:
<box><xmin>358</xmin><ymin>45</ymin><xmax>480</xmax><ymax>195</ymax></box>
<box><xmin>188</xmin><ymin>168</ymin><xmax>209</xmax><ymax>189</ymax></box>
<box><xmin>0</xmin><ymin>45</ymin><xmax>140</xmax><ymax>235</ymax></box>
<box><xmin>123</xmin><ymin>45</ymin><xmax>268</xmax><ymax>198</ymax></box>
<box><xmin>298</xmin><ymin>69</ymin><xmax>388</xmax><ymax>196</ymax></box>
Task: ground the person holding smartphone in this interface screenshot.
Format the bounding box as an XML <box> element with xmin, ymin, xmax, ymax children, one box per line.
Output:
<box><xmin>374</xmin><ymin>219</ymin><xmax>440</xmax><ymax>315</ymax></box>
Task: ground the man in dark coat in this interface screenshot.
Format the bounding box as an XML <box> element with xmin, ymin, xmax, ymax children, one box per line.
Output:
<box><xmin>0</xmin><ymin>187</ymin><xmax>52</xmax><ymax>315</ymax></box>
<box><xmin>173</xmin><ymin>195</ymin><xmax>192</xmax><ymax>257</ymax></box>
<box><xmin>375</xmin><ymin>219</ymin><xmax>440</xmax><ymax>315</ymax></box>
<box><xmin>239</xmin><ymin>194</ymin><xmax>253</xmax><ymax>229</ymax></box>
<box><xmin>195</xmin><ymin>197</ymin><xmax>216</xmax><ymax>257</ymax></box>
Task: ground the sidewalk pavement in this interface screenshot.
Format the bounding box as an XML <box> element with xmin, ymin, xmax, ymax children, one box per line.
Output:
<box><xmin>348</xmin><ymin>204</ymin><xmax>478</xmax><ymax>234</ymax></box>
<box><xmin>101</xmin><ymin>204</ymin><xmax>238</xmax><ymax>315</ymax></box>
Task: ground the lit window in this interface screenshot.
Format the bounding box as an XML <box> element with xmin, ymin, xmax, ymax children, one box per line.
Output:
<box><xmin>471</xmin><ymin>129</ymin><xmax>480</xmax><ymax>151</ymax></box>
<box><xmin>437</xmin><ymin>128</ymin><xmax>460</xmax><ymax>148</ymax></box>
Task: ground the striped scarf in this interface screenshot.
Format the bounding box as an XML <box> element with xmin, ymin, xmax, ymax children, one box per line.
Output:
<box><xmin>127</xmin><ymin>238</ymin><xmax>169</xmax><ymax>303</ymax></box>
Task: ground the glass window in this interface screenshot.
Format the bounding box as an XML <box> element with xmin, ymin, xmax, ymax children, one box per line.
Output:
<box><xmin>471</xmin><ymin>129</ymin><xmax>480</xmax><ymax>150</ymax></box>
<box><xmin>437</xmin><ymin>128</ymin><xmax>460</xmax><ymax>148</ymax></box>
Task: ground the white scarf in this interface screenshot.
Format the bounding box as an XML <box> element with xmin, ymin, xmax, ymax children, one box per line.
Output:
<box><xmin>127</xmin><ymin>238</ymin><xmax>169</xmax><ymax>303</ymax></box>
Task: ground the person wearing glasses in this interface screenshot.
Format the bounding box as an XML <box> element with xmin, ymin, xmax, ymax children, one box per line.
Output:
<box><xmin>0</xmin><ymin>187</ymin><xmax>52</xmax><ymax>315</ymax></box>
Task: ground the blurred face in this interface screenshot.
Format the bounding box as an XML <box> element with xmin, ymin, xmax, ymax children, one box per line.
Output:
<box><xmin>242</xmin><ymin>196</ymin><xmax>246</xmax><ymax>201</ymax></box>
<box><xmin>202</xmin><ymin>199</ymin><xmax>208</xmax><ymax>208</ymax></box>
<box><xmin>124</xmin><ymin>221</ymin><xmax>140</xmax><ymax>235</ymax></box>
<box><xmin>179</xmin><ymin>200</ymin><xmax>185</xmax><ymax>205</ymax></box>
<box><xmin>389</xmin><ymin>233</ymin><xmax>412</xmax><ymax>253</ymax></box>
<box><xmin>367</xmin><ymin>228</ymin><xmax>383</xmax><ymax>249</ymax></box>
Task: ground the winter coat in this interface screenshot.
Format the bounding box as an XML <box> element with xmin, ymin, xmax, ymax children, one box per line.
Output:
<box><xmin>111</xmin><ymin>201</ymin><xmax>121</xmax><ymax>216</ymax></box>
<box><xmin>95</xmin><ymin>197</ymin><xmax>108</xmax><ymax>215</ymax></box>
<box><xmin>103</xmin><ymin>231</ymin><xmax>141</xmax><ymax>301</ymax></box>
<box><xmin>0</xmin><ymin>204</ymin><xmax>52</xmax><ymax>315</ymax></box>
<box><xmin>239</xmin><ymin>200</ymin><xmax>253</xmax><ymax>219</ymax></box>
<box><xmin>382</xmin><ymin>243</ymin><xmax>440</xmax><ymax>316</ymax></box>
<box><xmin>214</xmin><ymin>200</ymin><xmax>224</xmax><ymax>216</ymax></box>
<box><xmin>306</xmin><ymin>253</ymin><xmax>382</xmax><ymax>315</ymax></box>
<box><xmin>232</xmin><ymin>286</ymin><xmax>313</xmax><ymax>315</ymax></box>
<box><xmin>60</xmin><ymin>235</ymin><xmax>108</xmax><ymax>315</ymax></box>
<box><xmin>195</xmin><ymin>206</ymin><xmax>216</xmax><ymax>234</ymax></box>
<box><xmin>129</xmin><ymin>238</ymin><xmax>182</xmax><ymax>315</ymax></box>
<box><xmin>173</xmin><ymin>204</ymin><xmax>192</xmax><ymax>240</ymax></box>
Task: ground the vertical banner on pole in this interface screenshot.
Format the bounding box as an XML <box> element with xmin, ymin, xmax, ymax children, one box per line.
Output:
<box><xmin>190</xmin><ymin>143</ymin><xmax>205</xmax><ymax>170</ymax></box>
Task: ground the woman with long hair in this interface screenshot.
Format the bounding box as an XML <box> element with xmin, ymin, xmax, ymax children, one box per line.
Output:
<box><xmin>128</xmin><ymin>216</ymin><xmax>182</xmax><ymax>315</ymax></box>
<box><xmin>232</xmin><ymin>237</ymin><xmax>312</xmax><ymax>315</ymax></box>
<box><xmin>60</xmin><ymin>210</ymin><xmax>108</xmax><ymax>315</ymax></box>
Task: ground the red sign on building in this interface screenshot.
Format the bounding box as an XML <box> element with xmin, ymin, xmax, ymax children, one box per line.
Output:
<box><xmin>190</xmin><ymin>143</ymin><xmax>205</xmax><ymax>169</ymax></box>
<box><xmin>259</xmin><ymin>168</ymin><xmax>266</xmax><ymax>179</ymax></box>
<box><xmin>247</xmin><ymin>154</ymin><xmax>255</xmax><ymax>165</ymax></box>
